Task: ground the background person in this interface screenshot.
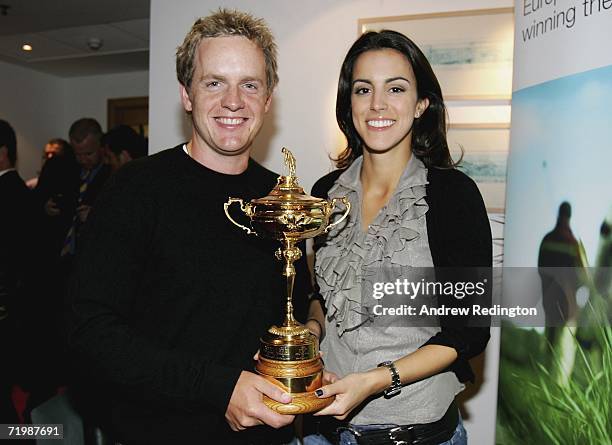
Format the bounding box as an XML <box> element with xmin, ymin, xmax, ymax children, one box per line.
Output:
<box><xmin>101</xmin><ymin>125</ymin><xmax>147</xmax><ymax>172</ymax></box>
<box><xmin>17</xmin><ymin>121</ymin><xmax>110</xmax><ymax>422</ymax></box>
<box><xmin>0</xmin><ymin>119</ymin><xmax>39</xmax><ymax>424</ymax></box>
<box><xmin>39</xmin><ymin>119</ymin><xmax>111</xmax><ymax>261</ymax></box>
<box><xmin>59</xmin><ymin>118</ymin><xmax>111</xmax><ymax>259</ymax></box>
<box><xmin>26</xmin><ymin>138</ymin><xmax>72</xmax><ymax>189</ymax></box>
<box><xmin>305</xmin><ymin>30</ymin><xmax>492</xmax><ymax>445</ymax></box>
<box><xmin>34</xmin><ymin>139</ymin><xmax>79</xmax><ymax>258</ymax></box>
<box><xmin>537</xmin><ymin>201</ymin><xmax>585</xmax><ymax>385</ymax></box>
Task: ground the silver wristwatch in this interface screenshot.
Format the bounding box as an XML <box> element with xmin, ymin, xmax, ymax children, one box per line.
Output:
<box><xmin>377</xmin><ymin>360</ymin><xmax>402</xmax><ymax>398</ymax></box>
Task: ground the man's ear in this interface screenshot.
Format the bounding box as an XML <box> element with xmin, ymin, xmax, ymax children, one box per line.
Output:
<box><xmin>264</xmin><ymin>92</ymin><xmax>272</xmax><ymax>113</ymax></box>
<box><xmin>119</xmin><ymin>150</ymin><xmax>132</xmax><ymax>163</ymax></box>
<box><xmin>0</xmin><ymin>146</ymin><xmax>9</xmax><ymax>169</ymax></box>
<box><xmin>179</xmin><ymin>84</ymin><xmax>193</xmax><ymax>113</ymax></box>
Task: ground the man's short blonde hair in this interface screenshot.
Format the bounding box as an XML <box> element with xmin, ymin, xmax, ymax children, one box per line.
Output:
<box><xmin>176</xmin><ymin>8</ymin><xmax>278</xmax><ymax>94</ymax></box>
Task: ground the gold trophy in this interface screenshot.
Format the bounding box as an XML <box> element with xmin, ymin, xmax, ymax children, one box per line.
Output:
<box><xmin>224</xmin><ymin>148</ymin><xmax>350</xmax><ymax>414</ymax></box>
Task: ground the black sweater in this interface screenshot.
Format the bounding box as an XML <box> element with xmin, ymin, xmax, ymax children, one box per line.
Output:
<box><xmin>69</xmin><ymin>146</ymin><xmax>310</xmax><ymax>444</ymax></box>
<box><xmin>311</xmin><ymin>164</ymin><xmax>492</xmax><ymax>383</ymax></box>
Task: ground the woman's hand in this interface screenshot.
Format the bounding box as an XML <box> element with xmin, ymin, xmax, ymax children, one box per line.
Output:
<box><xmin>313</xmin><ymin>368</ymin><xmax>389</xmax><ymax>420</ymax></box>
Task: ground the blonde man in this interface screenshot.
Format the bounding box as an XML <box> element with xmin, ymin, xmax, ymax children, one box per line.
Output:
<box><xmin>69</xmin><ymin>9</ymin><xmax>309</xmax><ymax>444</ymax></box>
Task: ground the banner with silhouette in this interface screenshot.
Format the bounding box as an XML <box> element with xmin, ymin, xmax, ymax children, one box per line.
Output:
<box><xmin>496</xmin><ymin>3</ymin><xmax>612</xmax><ymax>444</ymax></box>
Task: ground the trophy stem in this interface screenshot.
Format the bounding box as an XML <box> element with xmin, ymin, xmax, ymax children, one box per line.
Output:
<box><xmin>277</xmin><ymin>237</ymin><xmax>302</xmax><ymax>328</ymax></box>
<box><xmin>285</xmin><ymin>272</ymin><xmax>296</xmax><ymax>326</ymax></box>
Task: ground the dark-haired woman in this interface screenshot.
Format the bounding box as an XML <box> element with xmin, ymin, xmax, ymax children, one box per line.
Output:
<box><xmin>303</xmin><ymin>30</ymin><xmax>492</xmax><ymax>445</ymax></box>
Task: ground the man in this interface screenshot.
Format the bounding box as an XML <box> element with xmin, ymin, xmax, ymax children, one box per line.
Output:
<box><xmin>0</xmin><ymin>120</ymin><xmax>27</xmax><ymax>320</ymax></box>
<box><xmin>69</xmin><ymin>9</ymin><xmax>309</xmax><ymax>444</ymax></box>
<box><xmin>594</xmin><ymin>206</ymin><xmax>612</xmax><ymax>296</ymax></box>
<box><xmin>43</xmin><ymin>119</ymin><xmax>111</xmax><ymax>259</ymax></box>
<box><xmin>23</xmin><ymin>120</ymin><xmax>110</xmax><ymax>415</ymax></box>
<box><xmin>101</xmin><ymin>125</ymin><xmax>147</xmax><ymax>172</ymax></box>
<box><xmin>538</xmin><ymin>202</ymin><xmax>582</xmax><ymax>330</ymax></box>
<box><xmin>43</xmin><ymin>138</ymin><xmax>69</xmax><ymax>160</ymax></box>
<box><xmin>26</xmin><ymin>138</ymin><xmax>71</xmax><ymax>189</ymax></box>
<box><xmin>538</xmin><ymin>201</ymin><xmax>584</xmax><ymax>385</ymax></box>
<box><xmin>0</xmin><ymin>119</ymin><xmax>37</xmax><ymax>424</ymax></box>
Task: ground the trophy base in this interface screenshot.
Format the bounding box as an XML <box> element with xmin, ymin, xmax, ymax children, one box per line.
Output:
<box><xmin>255</xmin><ymin>333</ymin><xmax>334</xmax><ymax>414</ymax></box>
<box><xmin>262</xmin><ymin>390</ymin><xmax>333</xmax><ymax>414</ymax></box>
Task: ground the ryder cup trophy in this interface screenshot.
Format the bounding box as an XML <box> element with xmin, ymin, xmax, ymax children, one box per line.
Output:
<box><xmin>224</xmin><ymin>148</ymin><xmax>350</xmax><ymax>414</ymax></box>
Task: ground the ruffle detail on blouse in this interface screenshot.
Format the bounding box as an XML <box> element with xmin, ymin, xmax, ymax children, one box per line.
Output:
<box><xmin>314</xmin><ymin>156</ymin><xmax>429</xmax><ymax>335</ymax></box>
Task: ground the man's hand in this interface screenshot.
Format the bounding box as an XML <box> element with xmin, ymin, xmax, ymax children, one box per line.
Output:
<box><xmin>44</xmin><ymin>197</ymin><xmax>61</xmax><ymax>216</ymax></box>
<box><xmin>321</xmin><ymin>369</ymin><xmax>339</xmax><ymax>385</ymax></box>
<box><xmin>305</xmin><ymin>318</ymin><xmax>322</xmax><ymax>340</ymax></box>
<box><xmin>225</xmin><ymin>371</ymin><xmax>295</xmax><ymax>431</ymax></box>
<box><xmin>77</xmin><ymin>204</ymin><xmax>92</xmax><ymax>223</ymax></box>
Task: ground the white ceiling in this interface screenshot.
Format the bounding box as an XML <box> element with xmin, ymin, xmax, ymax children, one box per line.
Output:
<box><xmin>0</xmin><ymin>0</ymin><xmax>150</xmax><ymax>77</ymax></box>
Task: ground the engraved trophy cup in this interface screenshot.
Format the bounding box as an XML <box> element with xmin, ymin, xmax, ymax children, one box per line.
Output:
<box><xmin>223</xmin><ymin>148</ymin><xmax>350</xmax><ymax>414</ymax></box>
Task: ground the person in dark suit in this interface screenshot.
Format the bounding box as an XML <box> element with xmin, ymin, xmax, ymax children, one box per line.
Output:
<box><xmin>22</xmin><ymin>119</ymin><xmax>111</xmax><ymax>415</ymax></box>
<box><xmin>26</xmin><ymin>138</ymin><xmax>72</xmax><ymax>189</ymax></box>
<box><xmin>101</xmin><ymin>125</ymin><xmax>147</xmax><ymax>172</ymax></box>
<box><xmin>41</xmin><ymin>118</ymin><xmax>111</xmax><ymax>261</ymax></box>
<box><xmin>0</xmin><ymin>119</ymin><xmax>37</xmax><ymax>424</ymax></box>
<box><xmin>34</xmin><ymin>142</ymin><xmax>79</xmax><ymax>259</ymax></box>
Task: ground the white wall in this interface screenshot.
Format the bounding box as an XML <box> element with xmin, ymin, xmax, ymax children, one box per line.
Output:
<box><xmin>0</xmin><ymin>60</ymin><xmax>64</xmax><ymax>181</ymax></box>
<box><xmin>0</xmin><ymin>64</ymin><xmax>148</xmax><ymax>181</ymax></box>
<box><xmin>150</xmin><ymin>1</ymin><xmax>509</xmax><ymax>443</ymax></box>
<box><xmin>60</xmin><ymin>70</ymin><xmax>149</xmax><ymax>134</ymax></box>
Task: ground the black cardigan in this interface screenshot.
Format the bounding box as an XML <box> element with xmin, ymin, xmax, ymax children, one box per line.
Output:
<box><xmin>311</xmin><ymin>165</ymin><xmax>492</xmax><ymax>383</ymax></box>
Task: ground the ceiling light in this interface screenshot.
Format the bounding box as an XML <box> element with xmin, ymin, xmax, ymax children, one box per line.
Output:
<box><xmin>22</xmin><ymin>44</ymin><xmax>33</xmax><ymax>51</ymax></box>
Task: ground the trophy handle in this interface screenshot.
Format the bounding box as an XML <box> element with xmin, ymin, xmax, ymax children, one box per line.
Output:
<box><xmin>324</xmin><ymin>197</ymin><xmax>351</xmax><ymax>233</ymax></box>
<box><xmin>224</xmin><ymin>198</ymin><xmax>256</xmax><ymax>235</ymax></box>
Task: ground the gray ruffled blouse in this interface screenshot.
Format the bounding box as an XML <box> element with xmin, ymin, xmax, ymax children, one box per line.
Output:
<box><xmin>314</xmin><ymin>155</ymin><xmax>463</xmax><ymax>425</ymax></box>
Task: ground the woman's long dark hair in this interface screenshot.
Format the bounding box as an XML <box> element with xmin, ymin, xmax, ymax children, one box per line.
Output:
<box><xmin>335</xmin><ymin>30</ymin><xmax>455</xmax><ymax>169</ymax></box>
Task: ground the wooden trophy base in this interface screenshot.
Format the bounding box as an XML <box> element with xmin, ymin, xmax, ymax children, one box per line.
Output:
<box><xmin>263</xmin><ymin>390</ymin><xmax>333</xmax><ymax>414</ymax></box>
<box><xmin>256</xmin><ymin>352</ymin><xmax>333</xmax><ymax>414</ymax></box>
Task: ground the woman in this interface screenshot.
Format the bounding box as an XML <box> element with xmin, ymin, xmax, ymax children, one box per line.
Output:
<box><xmin>304</xmin><ymin>30</ymin><xmax>492</xmax><ymax>445</ymax></box>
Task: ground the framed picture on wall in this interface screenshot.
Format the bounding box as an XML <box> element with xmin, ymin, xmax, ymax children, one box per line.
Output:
<box><xmin>107</xmin><ymin>96</ymin><xmax>149</xmax><ymax>137</ymax></box>
<box><xmin>447</xmin><ymin>124</ymin><xmax>510</xmax><ymax>213</ymax></box>
<box><xmin>359</xmin><ymin>8</ymin><xmax>514</xmax><ymax>100</ymax></box>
